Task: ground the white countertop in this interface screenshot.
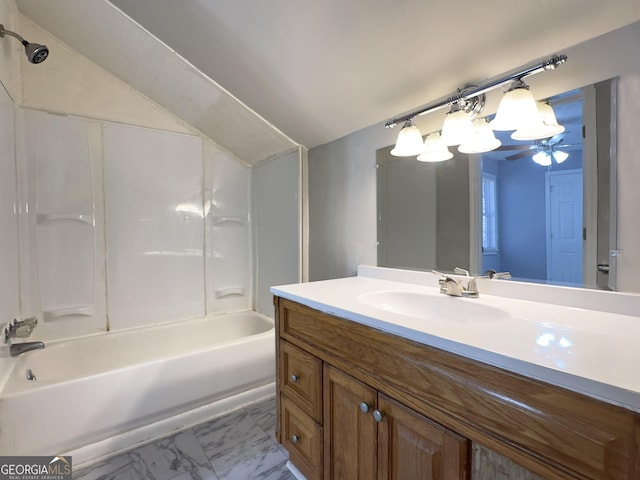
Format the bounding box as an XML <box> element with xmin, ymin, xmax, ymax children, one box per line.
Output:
<box><xmin>271</xmin><ymin>266</ymin><xmax>640</xmax><ymax>413</ymax></box>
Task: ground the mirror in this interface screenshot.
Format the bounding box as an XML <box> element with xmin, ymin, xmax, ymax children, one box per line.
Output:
<box><xmin>377</xmin><ymin>79</ymin><xmax>616</xmax><ymax>290</ymax></box>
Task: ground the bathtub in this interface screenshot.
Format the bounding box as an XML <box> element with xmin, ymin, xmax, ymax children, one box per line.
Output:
<box><xmin>0</xmin><ymin>310</ymin><xmax>275</xmax><ymax>462</ymax></box>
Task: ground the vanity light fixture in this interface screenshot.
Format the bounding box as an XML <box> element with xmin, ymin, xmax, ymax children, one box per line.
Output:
<box><xmin>458</xmin><ymin>118</ymin><xmax>502</xmax><ymax>154</ymax></box>
<box><xmin>385</xmin><ymin>54</ymin><xmax>567</xmax><ymax>160</ymax></box>
<box><xmin>417</xmin><ymin>133</ymin><xmax>453</xmax><ymax>162</ymax></box>
<box><xmin>441</xmin><ymin>102</ymin><xmax>476</xmax><ymax>146</ymax></box>
<box><xmin>489</xmin><ymin>79</ymin><xmax>541</xmax><ymax>131</ymax></box>
<box><xmin>390</xmin><ymin>120</ymin><xmax>424</xmax><ymax>157</ymax></box>
<box><xmin>511</xmin><ymin>101</ymin><xmax>565</xmax><ymax>141</ymax></box>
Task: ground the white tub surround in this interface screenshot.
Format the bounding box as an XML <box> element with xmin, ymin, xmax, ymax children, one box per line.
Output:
<box><xmin>0</xmin><ymin>311</ymin><xmax>275</xmax><ymax>459</ymax></box>
<box><xmin>271</xmin><ymin>265</ymin><xmax>640</xmax><ymax>413</ymax></box>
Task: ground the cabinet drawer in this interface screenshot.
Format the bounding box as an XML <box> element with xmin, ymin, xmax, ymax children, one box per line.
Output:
<box><xmin>281</xmin><ymin>394</ymin><xmax>323</xmax><ymax>480</ymax></box>
<box><xmin>280</xmin><ymin>340</ymin><xmax>322</xmax><ymax>422</ymax></box>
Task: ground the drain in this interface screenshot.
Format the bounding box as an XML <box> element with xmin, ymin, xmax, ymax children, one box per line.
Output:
<box><xmin>26</xmin><ymin>368</ymin><xmax>36</xmax><ymax>381</ymax></box>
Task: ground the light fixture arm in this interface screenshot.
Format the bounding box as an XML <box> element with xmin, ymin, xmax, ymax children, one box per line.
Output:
<box><xmin>385</xmin><ymin>54</ymin><xmax>567</xmax><ymax>128</ymax></box>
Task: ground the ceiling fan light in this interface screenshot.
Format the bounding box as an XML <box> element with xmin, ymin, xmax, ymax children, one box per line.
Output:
<box><xmin>458</xmin><ymin>118</ymin><xmax>502</xmax><ymax>154</ymax></box>
<box><xmin>511</xmin><ymin>102</ymin><xmax>565</xmax><ymax>140</ymax></box>
<box><xmin>390</xmin><ymin>120</ymin><xmax>424</xmax><ymax>157</ymax></box>
<box><xmin>490</xmin><ymin>81</ymin><xmax>541</xmax><ymax>131</ymax></box>
<box><xmin>417</xmin><ymin>133</ymin><xmax>453</xmax><ymax>162</ymax></box>
<box><xmin>441</xmin><ymin>105</ymin><xmax>475</xmax><ymax>146</ymax></box>
<box><xmin>552</xmin><ymin>150</ymin><xmax>569</xmax><ymax>163</ymax></box>
<box><xmin>532</xmin><ymin>151</ymin><xmax>552</xmax><ymax>166</ymax></box>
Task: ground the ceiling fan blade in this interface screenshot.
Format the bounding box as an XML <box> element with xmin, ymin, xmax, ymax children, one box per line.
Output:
<box><xmin>505</xmin><ymin>150</ymin><xmax>533</xmax><ymax>161</ymax></box>
<box><xmin>547</xmin><ymin>134</ymin><xmax>564</xmax><ymax>145</ymax></box>
<box><xmin>495</xmin><ymin>145</ymin><xmax>533</xmax><ymax>151</ymax></box>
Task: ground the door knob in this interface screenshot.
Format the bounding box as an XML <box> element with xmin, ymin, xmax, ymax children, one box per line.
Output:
<box><xmin>359</xmin><ymin>402</ymin><xmax>370</xmax><ymax>413</ymax></box>
<box><xmin>291</xmin><ymin>434</ymin><xmax>300</xmax><ymax>444</ymax></box>
<box><xmin>290</xmin><ymin>374</ymin><xmax>299</xmax><ymax>383</ymax></box>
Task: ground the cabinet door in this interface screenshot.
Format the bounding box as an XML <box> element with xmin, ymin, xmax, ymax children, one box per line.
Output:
<box><xmin>323</xmin><ymin>365</ymin><xmax>377</xmax><ymax>480</ymax></box>
<box><xmin>377</xmin><ymin>393</ymin><xmax>469</xmax><ymax>480</ymax></box>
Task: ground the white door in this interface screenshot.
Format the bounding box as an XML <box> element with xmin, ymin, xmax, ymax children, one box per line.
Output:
<box><xmin>546</xmin><ymin>169</ymin><xmax>583</xmax><ymax>285</ymax></box>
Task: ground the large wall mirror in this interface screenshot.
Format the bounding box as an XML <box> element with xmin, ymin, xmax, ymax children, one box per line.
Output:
<box><xmin>377</xmin><ymin>78</ymin><xmax>616</xmax><ymax>290</ymax></box>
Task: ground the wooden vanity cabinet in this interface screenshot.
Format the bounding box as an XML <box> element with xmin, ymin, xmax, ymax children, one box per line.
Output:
<box><xmin>277</xmin><ymin>298</ymin><xmax>468</xmax><ymax>480</ymax></box>
<box><xmin>275</xmin><ymin>296</ymin><xmax>640</xmax><ymax>480</ymax></box>
<box><xmin>324</xmin><ymin>365</ymin><xmax>468</xmax><ymax>479</ymax></box>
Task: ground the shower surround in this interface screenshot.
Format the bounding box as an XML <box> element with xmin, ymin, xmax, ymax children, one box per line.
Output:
<box><xmin>0</xmin><ymin>103</ymin><xmax>266</xmax><ymax>459</ymax></box>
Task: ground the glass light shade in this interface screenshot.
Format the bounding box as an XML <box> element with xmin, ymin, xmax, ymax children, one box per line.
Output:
<box><xmin>511</xmin><ymin>102</ymin><xmax>565</xmax><ymax>141</ymax></box>
<box><xmin>390</xmin><ymin>121</ymin><xmax>424</xmax><ymax>157</ymax></box>
<box><xmin>490</xmin><ymin>86</ymin><xmax>541</xmax><ymax>131</ymax></box>
<box><xmin>441</xmin><ymin>109</ymin><xmax>475</xmax><ymax>146</ymax></box>
<box><xmin>417</xmin><ymin>133</ymin><xmax>453</xmax><ymax>162</ymax></box>
<box><xmin>552</xmin><ymin>150</ymin><xmax>569</xmax><ymax>164</ymax></box>
<box><xmin>458</xmin><ymin>118</ymin><xmax>502</xmax><ymax>154</ymax></box>
<box><xmin>532</xmin><ymin>151</ymin><xmax>552</xmax><ymax>166</ymax></box>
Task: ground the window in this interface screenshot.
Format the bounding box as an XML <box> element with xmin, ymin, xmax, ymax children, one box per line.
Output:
<box><xmin>482</xmin><ymin>173</ymin><xmax>498</xmax><ymax>253</ymax></box>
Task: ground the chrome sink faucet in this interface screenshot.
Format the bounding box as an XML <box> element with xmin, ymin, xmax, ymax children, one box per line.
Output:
<box><xmin>434</xmin><ymin>268</ymin><xmax>479</xmax><ymax>298</ymax></box>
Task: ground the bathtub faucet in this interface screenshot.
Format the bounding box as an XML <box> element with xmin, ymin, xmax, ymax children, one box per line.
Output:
<box><xmin>3</xmin><ymin>316</ymin><xmax>39</xmax><ymax>344</ymax></box>
<box><xmin>10</xmin><ymin>341</ymin><xmax>45</xmax><ymax>357</ymax></box>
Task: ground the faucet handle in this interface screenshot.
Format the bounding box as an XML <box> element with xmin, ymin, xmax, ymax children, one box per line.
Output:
<box><xmin>454</xmin><ymin>267</ymin><xmax>470</xmax><ymax>276</ymax></box>
<box><xmin>485</xmin><ymin>269</ymin><xmax>511</xmax><ymax>280</ymax></box>
<box><xmin>16</xmin><ymin>317</ymin><xmax>38</xmax><ymax>329</ymax></box>
<box><xmin>14</xmin><ymin>325</ymin><xmax>33</xmax><ymax>338</ymax></box>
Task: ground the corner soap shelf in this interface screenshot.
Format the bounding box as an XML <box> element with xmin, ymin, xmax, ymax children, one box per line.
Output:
<box><xmin>214</xmin><ymin>287</ymin><xmax>246</xmax><ymax>299</ymax></box>
<box><xmin>42</xmin><ymin>304</ymin><xmax>95</xmax><ymax>321</ymax></box>
<box><xmin>211</xmin><ymin>216</ymin><xmax>244</xmax><ymax>226</ymax></box>
<box><xmin>37</xmin><ymin>213</ymin><xmax>94</xmax><ymax>226</ymax></box>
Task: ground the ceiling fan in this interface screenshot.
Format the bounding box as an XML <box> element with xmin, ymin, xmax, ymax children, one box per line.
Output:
<box><xmin>495</xmin><ymin>134</ymin><xmax>576</xmax><ymax>166</ymax></box>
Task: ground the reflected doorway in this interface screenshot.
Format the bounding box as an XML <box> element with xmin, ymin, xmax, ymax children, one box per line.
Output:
<box><xmin>479</xmin><ymin>91</ymin><xmax>585</xmax><ymax>285</ymax></box>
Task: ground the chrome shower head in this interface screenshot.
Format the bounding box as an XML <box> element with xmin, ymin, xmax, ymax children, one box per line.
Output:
<box><xmin>0</xmin><ymin>23</ymin><xmax>49</xmax><ymax>64</ymax></box>
<box><xmin>24</xmin><ymin>41</ymin><xmax>48</xmax><ymax>64</ymax></box>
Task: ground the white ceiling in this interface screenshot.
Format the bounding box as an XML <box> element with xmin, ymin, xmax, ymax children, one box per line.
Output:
<box><xmin>16</xmin><ymin>0</ymin><xmax>640</xmax><ymax>155</ymax></box>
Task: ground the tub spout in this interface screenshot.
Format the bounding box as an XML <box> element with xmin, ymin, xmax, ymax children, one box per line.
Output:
<box><xmin>10</xmin><ymin>341</ymin><xmax>45</xmax><ymax>357</ymax></box>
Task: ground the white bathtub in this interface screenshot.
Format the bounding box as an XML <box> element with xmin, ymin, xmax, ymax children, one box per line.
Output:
<box><xmin>0</xmin><ymin>310</ymin><xmax>275</xmax><ymax>461</ymax></box>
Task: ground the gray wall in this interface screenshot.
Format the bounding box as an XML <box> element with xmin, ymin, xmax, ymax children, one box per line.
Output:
<box><xmin>252</xmin><ymin>149</ymin><xmax>302</xmax><ymax>315</ymax></box>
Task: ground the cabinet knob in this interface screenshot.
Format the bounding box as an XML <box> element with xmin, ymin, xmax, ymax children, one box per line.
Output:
<box><xmin>291</xmin><ymin>434</ymin><xmax>300</xmax><ymax>444</ymax></box>
<box><xmin>372</xmin><ymin>410</ymin><xmax>384</xmax><ymax>423</ymax></box>
<box><xmin>359</xmin><ymin>402</ymin><xmax>370</xmax><ymax>413</ymax></box>
<box><xmin>290</xmin><ymin>374</ymin><xmax>299</xmax><ymax>383</ymax></box>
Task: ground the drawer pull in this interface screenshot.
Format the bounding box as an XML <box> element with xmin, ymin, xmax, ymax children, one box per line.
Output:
<box><xmin>373</xmin><ymin>410</ymin><xmax>384</xmax><ymax>423</ymax></box>
<box><xmin>290</xmin><ymin>374</ymin><xmax>299</xmax><ymax>383</ymax></box>
<box><xmin>291</xmin><ymin>434</ymin><xmax>300</xmax><ymax>444</ymax></box>
<box><xmin>360</xmin><ymin>402</ymin><xmax>370</xmax><ymax>413</ymax></box>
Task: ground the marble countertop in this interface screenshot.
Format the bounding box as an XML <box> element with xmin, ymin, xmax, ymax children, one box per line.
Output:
<box><xmin>271</xmin><ymin>266</ymin><xmax>640</xmax><ymax>413</ymax></box>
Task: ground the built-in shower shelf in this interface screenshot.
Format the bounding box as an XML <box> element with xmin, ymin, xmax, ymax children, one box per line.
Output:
<box><xmin>211</xmin><ymin>216</ymin><xmax>244</xmax><ymax>226</ymax></box>
<box><xmin>43</xmin><ymin>304</ymin><xmax>95</xmax><ymax>321</ymax></box>
<box><xmin>37</xmin><ymin>213</ymin><xmax>94</xmax><ymax>226</ymax></box>
<box><xmin>214</xmin><ymin>287</ymin><xmax>246</xmax><ymax>299</ymax></box>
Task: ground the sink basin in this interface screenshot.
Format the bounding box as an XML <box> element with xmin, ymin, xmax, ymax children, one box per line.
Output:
<box><xmin>357</xmin><ymin>291</ymin><xmax>511</xmax><ymax>323</ymax></box>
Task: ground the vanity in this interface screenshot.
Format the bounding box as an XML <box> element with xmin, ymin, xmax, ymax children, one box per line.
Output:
<box><xmin>271</xmin><ymin>266</ymin><xmax>640</xmax><ymax>480</ymax></box>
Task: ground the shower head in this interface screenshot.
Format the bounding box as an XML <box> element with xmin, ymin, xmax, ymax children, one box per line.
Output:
<box><xmin>23</xmin><ymin>41</ymin><xmax>48</xmax><ymax>64</ymax></box>
<box><xmin>0</xmin><ymin>23</ymin><xmax>49</xmax><ymax>64</ymax></box>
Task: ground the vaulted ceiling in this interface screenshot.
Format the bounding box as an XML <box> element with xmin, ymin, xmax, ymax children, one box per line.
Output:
<box><xmin>16</xmin><ymin>0</ymin><xmax>640</xmax><ymax>160</ymax></box>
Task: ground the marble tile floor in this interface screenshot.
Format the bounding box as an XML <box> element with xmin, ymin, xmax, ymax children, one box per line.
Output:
<box><xmin>74</xmin><ymin>396</ymin><xmax>296</xmax><ymax>480</ymax></box>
